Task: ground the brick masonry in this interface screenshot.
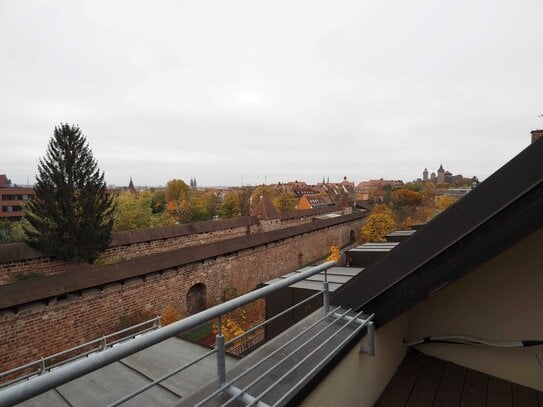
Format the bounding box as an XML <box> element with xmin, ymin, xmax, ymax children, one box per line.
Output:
<box><xmin>0</xmin><ymin>214</ymin><xmax>363</xmax><ymax>373</ymax></box>
<box><xmin>0</xmin><ymin>208</ymin><xmax>347</xmax><ymax>284</ymax></box>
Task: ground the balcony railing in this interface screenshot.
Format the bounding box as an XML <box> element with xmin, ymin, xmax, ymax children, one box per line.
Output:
<box><xmin>0</xmin><ymin>317</ymin><xmax>161</xmax><ymax>389</ymax></box>
<box><xmin>0</xmin><ymin>260</ymin><xmax>375</xmax><ymax>406</ymax></box>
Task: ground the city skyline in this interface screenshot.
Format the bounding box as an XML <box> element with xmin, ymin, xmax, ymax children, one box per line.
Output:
<box><xmin>2</xmin><ymin>0</ymin><xmax>542</xmax><ymax>186</ymax></box>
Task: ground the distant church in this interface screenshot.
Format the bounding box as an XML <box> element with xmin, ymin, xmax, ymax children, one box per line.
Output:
<box><xmin>127</xmin><ymin>177</ymin><xmax>138</xmax><ymax>195</ymax></box>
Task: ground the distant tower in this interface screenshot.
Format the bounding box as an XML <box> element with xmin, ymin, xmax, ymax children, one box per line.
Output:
<box><xmin>437</xmin><ymin>164</ymin><xmax>445</xmax><ymax>185</ymax></box>
<box><xmin>431</xmin><ymin>172</ymin><xmax>436</xmax><ymax>182</ymax></box>
<box><xmin>423</xmin><ymin>168</ymin><xmax>428</xmax><ymax>182</ymax></box>
<box><xmin>128</xmin><ymin>177</ymin><xmax>137</xmax><ymax>195</ymax></box>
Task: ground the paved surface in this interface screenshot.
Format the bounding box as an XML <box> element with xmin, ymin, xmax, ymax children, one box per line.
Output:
<box><xmin>19</xmin><ymin>337</ymin><xmax>237</xmax><ymax>407</ymax></box>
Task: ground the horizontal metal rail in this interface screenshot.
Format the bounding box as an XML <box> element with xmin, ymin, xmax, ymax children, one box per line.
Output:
<box><xmin>0</xmin><ymin>317</ymin><xmax>160</xmax><ymax>388</ymax></box>
<box><xmin>0</xmin><ymin>261</ymin><xmax>337</xmax><ymax>407</ymax></box>
<box><xmin>224</xmin><ymin>289</ymin><xmax>323</xmax><ymax>347</ymax></box>
<box><xmin>221</xmin><ymin>308</ymin><xmax>353</xmax><ymax>407</ymax></box>
<box><xmin>270</xmin><ymin>312</ymin><xmax>374</xmax><ymax>406</ymax></box>
<box><xmin>194</xmin><ymin>305</ymin><xmax>343</xmax><ymax>407</ymax></box>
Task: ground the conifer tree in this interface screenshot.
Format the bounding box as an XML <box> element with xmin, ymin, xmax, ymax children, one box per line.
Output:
<box><xmin>23</xmin><ymin>124</ymin><xmax>115</xmax><ymax>263</ymax></box>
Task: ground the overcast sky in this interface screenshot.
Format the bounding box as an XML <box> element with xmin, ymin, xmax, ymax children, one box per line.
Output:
<box><xmin>1</xmin><ymin>1</ymin><xmax>542</xmax><ymax>187</ymax></box>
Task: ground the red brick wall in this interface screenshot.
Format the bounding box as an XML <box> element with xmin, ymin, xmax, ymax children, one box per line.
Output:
<box><xmin>0</xmin><ymin>218</ymin><xmax>361</xmax><ymax>373</ymax></box>
<box><xmin>0</xmin><ymin>209</ymin><xmax>338</xmax><ymax>284</ymax></box>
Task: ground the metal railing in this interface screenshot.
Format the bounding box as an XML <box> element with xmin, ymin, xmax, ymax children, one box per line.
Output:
<box><xmin>0</xmin><ymin>261</ymin><xmax>375</xmax><ymax>406</ymax></box>
<box><xmin>0</xmin><ymin>316</ymin><xmax>161</xmax><ymax>389</ymax></box>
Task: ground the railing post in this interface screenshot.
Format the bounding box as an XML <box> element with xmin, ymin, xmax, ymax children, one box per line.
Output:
<box><xmin>216</xmin><ymin>316</ymin><xmax>226</xmax><ymax>387</ymax></box>
<box><xmin>360</xmin><ymin>321</ymin><xmax>375</xmax><ymax>356</ymax></box>
<box><xmin>323</xmin><ymin>282</ymin><xmax>329</xmax><ymax>316</ymax></box>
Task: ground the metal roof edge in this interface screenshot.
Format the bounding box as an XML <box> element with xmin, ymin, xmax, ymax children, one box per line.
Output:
<box><xmin>331</xmin><ymin>137</ymin><xmax>543</xmax><ymax>312</ymax></box>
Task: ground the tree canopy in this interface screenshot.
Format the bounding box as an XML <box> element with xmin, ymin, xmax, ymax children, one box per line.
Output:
<box><xmin>166</xmin><ymin>179</ymin><xmax>189</xmax><ymax>223</ymax></box>
<box><xmin>273</xmin><ymin>192</ymin><xmax>298</xmax><ymax>213</ymax></box>
<box><xmin>218</xmin><ymin>192</ymin><xmax>241</xmax><ymax>218</ymax></box>
<box><xmin>23</xmin><ymin>124</ymin><xmax>115</xmax><ymax>263</ymax></box>
<box><xmin>359</xmin><ymin>205</ymin><xmax>397</xmax><ymax>243</ymax></box>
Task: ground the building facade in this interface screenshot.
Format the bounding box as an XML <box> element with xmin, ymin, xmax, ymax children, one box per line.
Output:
<box><xmin>0</xmin><ymin>175</ymin><xmax>34</xmax><ymax>221</ymax></box>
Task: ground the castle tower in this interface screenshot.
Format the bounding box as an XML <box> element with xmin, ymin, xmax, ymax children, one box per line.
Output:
<box><xmin>437</xmin><ymin>164</ymin><xmax>445</xmax><ymax>185</ymax></box>
<box><xmin>423</xmin><ymin>168</ymin><xmax>428</xmax><ymax>182</ymax></box>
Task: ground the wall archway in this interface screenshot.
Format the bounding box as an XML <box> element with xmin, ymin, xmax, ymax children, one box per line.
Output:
<box><xmin>349</xmin><ymin>229</ymin><xmax>356</xmax><ymax>243</ymax></box>
<box><xmin>186</xmin><ymin>283</ymin><xmax>207</xmax><ymax>315</ymax></box>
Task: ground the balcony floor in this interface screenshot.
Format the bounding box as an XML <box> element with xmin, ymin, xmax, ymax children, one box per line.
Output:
<box><xmin>377</xmin><ymin>351</ymin><xmax>543</xmax><ymax>407</ymax></box>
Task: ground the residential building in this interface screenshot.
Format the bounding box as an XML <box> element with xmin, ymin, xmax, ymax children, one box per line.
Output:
<box><xmin>356</xmin><ymin>179</ymin><xmax>404</xmax><ymax>201</ymax></box>
<box><xmin>298</xmin><ymin>193</ymin><xmax>334</xmax><ymax>210</ymax></box>
<box><xmin>0</xmin><ymin>175</ymin><xmax>34</xmax><ymax>221</ymax></box>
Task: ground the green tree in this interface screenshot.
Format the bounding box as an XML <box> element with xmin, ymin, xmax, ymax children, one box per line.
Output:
<box><xmin>204</xmin><ymin>192</ymin><xmax>221</xmax><ymax>220</ymax></box>
<box><xmin>273</xmin><ymin>192</ymin><xmax>298</xmax><ymax>212</ymax></box>
<box><xmin>113</xmin><ymin>192</ymin><xmax>153</xmax><ymax>231</ymax></box>
<box><xmin>23</xmin><ymin>124</ymin><xmax>114</xmax><ymax>263</ymax></box>
<box><xmin>0</xmin><ymin>221</ymin><xmax>25</xmax><ymax>243</ymax></box>
<box><xmin>150</xmin><ymin>190</ymin><xmax>167</xmax><ymax>214</ymax></box>
<box><xmin>166</xmin><ymin>179</ymin><xmax>189</xmax><ymax>222</ymax></box>
<box><xmin>188</xmin><ymin>191</ymin><xmax>210</xmax><ymax>222</ymax></box>
<box><xmin>218</xmin><ymin>192</ymin><xmax>241</xmax><ymax>218</ymax></box>
<box><xmin>0</xmin><ymin>220</ymin><xmax>14</xmax><ymax>243</ymax></box>
<box><xmin>237</xmin><ymin>188</ymin><xmax>251</xmax><ymax>216</ymax></box>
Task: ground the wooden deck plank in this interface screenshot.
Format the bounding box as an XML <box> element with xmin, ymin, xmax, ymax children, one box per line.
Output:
<box><xmin>405</xmin><ymin>357</ymin><xmax>446</xmax><ymax>407</ymax></box>
<box><xmin>433</xmin><ymin>362</ymin><xmax>467</xmax><ymax>407</ymax></box>
<box><xmin>487</xmin><ymin>376</ymin><xmax>512</xmax><ymax>407</ymax></box>
<box><xmin>460</xmin><ymin>370</ymin><xmax>488</xmax><ymax>407</ymax></box>
<box><xmin>512</xmin><ymin>383</ymin><xmax>538</xmax><ymax>407</ymax></box>
<box><xmin>376</xmin><ymin>352</ymin><xmax>426</xmax><ymax>407</ymax></box>
<box><xmin>377</xmin><ymin>351</ymin><xmax>542</xmax><ymax>407</ymax></box>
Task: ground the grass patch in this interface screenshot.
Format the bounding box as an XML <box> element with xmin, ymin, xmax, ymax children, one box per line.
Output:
<box><xmin>180</xmin><ymin>322</ymin><xmax>213</xmax><ymax>342</ymax></box>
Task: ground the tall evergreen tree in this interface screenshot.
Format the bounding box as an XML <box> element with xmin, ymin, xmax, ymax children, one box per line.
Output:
<box><xmin>23</xmin><ymin>124</ymin><xmax>115</xmax><ymax>263</ymax></box>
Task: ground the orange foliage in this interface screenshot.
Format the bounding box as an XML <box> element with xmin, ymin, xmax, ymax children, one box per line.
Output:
<box><xmin>161</xmin><ymin>305</ymin><xmax>181</xmax><ymax>326</ymax></box>
<box><xmin>391</xmin><ymin>189</ymin><xmax>422</xmax><ymax>207</ymax></box>
<box><xmin>325</xmin><ymin>244</ymin><xmax>341</xmax><ymax>262</ymax></box>
<box><xmin>213</xmin><ymin>288</ymin><xmax>265</xmax><ymax>342</ymax></box>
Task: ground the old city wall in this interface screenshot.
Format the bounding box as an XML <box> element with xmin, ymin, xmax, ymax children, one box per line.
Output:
<box><xmin>0</xmin><ymin>207</ymin><xmax>349</xmax><ymax>284</ymax></box>
<box><xmin>0</xmin><ymin>217</ymin><xmax>260</xmax><ymax>284</ymax></box>
<box><xmin>0</xmin><ymin>214</ymin><xmax>364</xmax><ymax>372</ymax></box>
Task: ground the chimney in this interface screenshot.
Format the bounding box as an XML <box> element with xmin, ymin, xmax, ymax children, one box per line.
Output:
<box><xmin>531</xmin><ymin>129</ymin><xmax>543</xmax><ymax>144</ymax></box>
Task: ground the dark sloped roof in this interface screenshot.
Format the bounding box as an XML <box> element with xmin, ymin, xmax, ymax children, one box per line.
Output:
<box><xmin>251</xmin><ymin>195</ymin><xmax>279</xmax><ymax>219</ymax></box>
<box><xmin>0</xmin><ymin>174</ymin><xmax>10</xmax><ymax>188</ymax></box>
<box><xmin>331</xmin><ymin>138</ymin><xmax>543</xmax><ymax>326</ymax></box>
<box><xmin>277</xmin><ymin>205</ymin><xmax>342</xmax><ymax>220</ymax></box>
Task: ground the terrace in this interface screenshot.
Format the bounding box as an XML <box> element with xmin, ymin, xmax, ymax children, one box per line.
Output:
<box><xmin>1</xmin><ymin>136</ymin><xmax>542</xmax><ymax>406</ymax></box>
